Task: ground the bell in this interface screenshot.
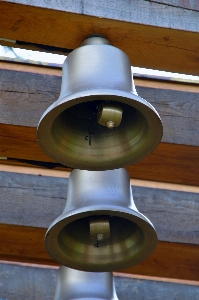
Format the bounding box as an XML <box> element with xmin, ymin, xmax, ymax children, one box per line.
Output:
<box><xmin>37</xmin><ymin>35</ymin><xmax>163</xmax><ymax>170</ymax></box>
<box><xmin>54</xmin><ymin>266</ymin><xmax>118</xmax><ymax>299</ymax></box>
<box><xmin>45</xmin><ymin>168</ymin><xmax>157</xmax><ymax>272</ymax></box>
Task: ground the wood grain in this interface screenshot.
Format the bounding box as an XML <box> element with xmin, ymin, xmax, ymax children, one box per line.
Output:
<box><xmin>0</xmin><ymin>170</ymin><xmax>199</xmax><ymax>244</ymax></box>
<box><xmin>1</xmin><ymin>1</ymin><xmax>199</xmax><ymax>293</ymax></box>
<box><xmin>0</xmin><ymin>124</ymin><xmax>49</xmax><ymax>162</ymax></box>
<box><xmin>0</xmin><ymin>224</ymin><xmax>52</xmax><ymax>265</ymax></box>
<box><xmin>126</xmin><ymin>142</ymin><xmax>199</xmax><ymax>186</ymax></box>
<box><xmin>1</xmin><ymin>224</ymin><xmax>199</xmax><ymax>281</ymax></box>
<box><xmin>2</xmin><ymin>0</ymin><xmax>199</xmax><ymax>32</ymax></box>
<box><xmin>1</xmin><ymin>123</ymin><xmax>199</xmax><ymax>186</ymax></box>
<box><xmin>0</xmin><ymin>1</ymin><xmax>199</xmax><ymax>74</ymax></box>
<box><xmin>137</xmin><ymin>86</ymin><xmax>199</xmax><ymax>146</ymax></box>
<box><xmin>1</xmin><ymin>263</ymin><xmax>199</xmax><ymax>300</ymax></box>
<box><xmin>1</xmin><ymin>63</ymin><xmax>199</xmax><ymax>146</ymax></box>
<box><xmin>122</xmin><ymin>241</ymin><xmax>199</xmax><ymax>282</ymax></box>
<box><xmin>1</xmin><ymin>162</ymin><xmax>199</xmax><ymax>194</ymax></box>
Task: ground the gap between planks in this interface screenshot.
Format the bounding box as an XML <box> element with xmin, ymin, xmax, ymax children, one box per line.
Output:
<box><xmin>1</xmin><ymin>60</ymin><xmax>199</xmax><ymax>93</ymax></box>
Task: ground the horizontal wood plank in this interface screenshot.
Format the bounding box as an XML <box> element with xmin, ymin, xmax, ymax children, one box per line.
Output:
<box><xmin>3</xmin><ymin>0</ymin><xmax>199</xmax><ymax>31</ymax></box>
<box><xmin>127</xmin><ymin>142</ymin><xmax>199</xmax><ymax>186</ymax></box>
<box><xmin>138</xmin><ymin>85</ymin><xmax>199</xmax><ymax>146</ymax></box>
<box><xmin>0</xmin><ymin>263</ymin><xmax>58</xmax><ymax>300</ymax></box>
<box><xmin>1</xmin><ymin>162</ymin><xmax>199</xmax><ymax>194</ymax></box>
<box><xmin>0</xmin><ymin>124</ymin><xmax>49</xmax><ymax>162</ymax></box>
<box><xmin>1</xmin><ymin>62</ymin><xmax>199</xmax><ymax>146</ymax></box>
<box><xmin>1</xmin><ymin>264</ymin><xmax>199</xmax><ymax>300</ymax></box>
<box><xmin>0</xmin><ymin>1</ymin><xmax>199</xmax><ymax>75</ymax></box>
<box><xmin>1</xmin><ymin>123</ymin><xmax>199</xmax><ymax>186</ymax></box>
<box><xmin>122</xmin><ymin>241</ymin><xmax>199</xmax><ymax>282</ymax></box>
<box><xmin>1</xmin><ymin>224</ymin><xmax>199</xmax><ymax>282</ymax></box>
<box><xmin>0</xmin><ymin>169</ymin><xmax>199</xmax><ymax>244</ymax></box>
<box><xmin>1</xmin><ymin>1</ymin><xmax>199</xmax><ymax>292</ymax></box>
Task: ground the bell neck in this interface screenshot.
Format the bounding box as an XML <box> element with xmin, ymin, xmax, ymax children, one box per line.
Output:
<box><xmin>81</xmin><ymin>35</ymin><xmax>111</xmax><ymax>46</ymax></box>
<box><xmin>54</xmin><ymin>266</ymin><xmax>118</xmax><ymax>299</ymax></box>
<box><xmin>63</xmin><ymin>168</ymin><xmax>137</xmax><ymax>213</ymax></box>
<box><xmin>58</xmin><ymin>36</ymin><xmax>133</xmax><ymax>99</ymax></box>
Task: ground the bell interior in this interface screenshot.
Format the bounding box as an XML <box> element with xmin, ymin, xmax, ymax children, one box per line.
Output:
<box><xmin>57</xmin><ymin>215</ymin><xmax>145</xmax><ymax>271</ymax></box>
<box><xmin>51</xmin><ymin>100</ymin><xmax>148</xmax><ymax>168</ymax></box>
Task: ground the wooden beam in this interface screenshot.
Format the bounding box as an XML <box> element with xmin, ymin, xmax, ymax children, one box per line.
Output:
<box><xmin>2</xmin><ymin>0</ymin><xmax>199</xmax><ymax>32</ymax></box>
<box><xmin>1</xmin><ymin>124</ymin><xmax>199</xmax><ymax>186</ymax></box>
<box><xmin>123</xmin><ymin>239</ymin><xmax>199</xmax><ymax>284</ymax></box>
<box><xmin>138</xmin><ymin>85</ymin><xmax>199</xmax><ymax>146</ymax></box>
<box><xmin>0</xmin><ymin>1</ymin><xmax>199</xmax><ymax>74</ymax></box>
<box><xmin>115</xmin><ymin>272</ymin><xmax>199</xmax><ymax>298</ymax></box>
<box><xmin>1</xmin><ymin>263</ymin><xmax>199</xmax><ymax>300</ymax></box>
<box><xmin>0</xmin><ymin>169</ymin><xmax>199</xmax><ymax>244</ymax></box>
<box><xmin>115</xmin><ymin>272</ymin><xmax>199</xmax><ymax>287</ymax></box>
<box><xmin>0</xmin><ymin>124</ymin><xmax>49</xmax><ymax>162</ymax></box>
<box><xmin>1</xmin><ymin>224</ymin><xmax>199</xmax><ymax>282</ymax></box>
<box><xmin>1</xmin><ymin>163</ymin><xmax>199</xmax><ymax>194</ymax></box>
<box><xmin>1</xmin><ymin>62</ymin><xmax>199</xmax><ymax>146</ymax></box>
<box><xmin>127</xmin><ymin>142</ymin><xmax>199</xmax><ymax>186</ymax></box>
<box><xmin>0</xmin><ymin>224</ymin><xmax>51</xmax><ymax>265</ymax></box>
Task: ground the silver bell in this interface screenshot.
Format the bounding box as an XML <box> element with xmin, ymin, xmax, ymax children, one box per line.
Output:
<box><xmin>37</xmin><ymin>36</ymin><xmax>163</xmax><ymax>170</ymax></box>
<box><xmin>45</xmin><ymin>168</ymin><xmax>157</xmax><ymax>272</ymax></box>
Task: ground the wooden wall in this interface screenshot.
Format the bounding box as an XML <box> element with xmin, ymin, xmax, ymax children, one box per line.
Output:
<box><xmin>1</xmin><ymin>263</ymin><xmax>199</xmax><ymax>300</ymax></box>
<box><xmin>0</xmin><ymin>0</ymin><xmax>199</xmax><ymax>299</ymax></box>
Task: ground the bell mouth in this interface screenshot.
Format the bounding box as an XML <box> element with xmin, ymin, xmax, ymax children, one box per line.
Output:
<box><xmin>45</xmin><ymin>207</ymin><xmax>157</xmax><ymax>272</ymax></box>
<box><xmin>37</xmin><ymin>89</ymin><xmax>162</xmax><ymax>170</ymax></box>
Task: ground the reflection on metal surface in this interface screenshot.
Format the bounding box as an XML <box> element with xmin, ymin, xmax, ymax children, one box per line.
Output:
<box><xmin>54</xmin><ymin>266</ymin><xmax>118</xmax><ymax>300</ymax></box>
<box><xmin>37</xmin><ymin>36</ymin><xmax>162</xmax><ymax>170</ymax></box>
<box><xmin>45</xmin><ymin>168</ymin><xmax>157</xmax><ymax>272</ymax></box>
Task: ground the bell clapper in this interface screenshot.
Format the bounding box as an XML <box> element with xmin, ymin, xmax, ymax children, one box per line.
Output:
<box><xmin>90</xmin><ymin>216</ymin><xmax>110</xmax><ymax>248</ymax></box>
<box><xmin>107</xmin><ymin>121</ymin><xmax>115</xmax><ymax>129</ymax></box>
<box><xmin>97</xmin><ymin>233</ymin><xmax>104</xmax><ymax>241</ymax></box>
<box><xmin>97</xmin><ymin>103</ymin><xmax>123</xmax><ymax>129</ymax></box>
<box><xmin>94</xmin><ymin>233</ymin><xmax>104</xmax><ymax>248</ymax></box>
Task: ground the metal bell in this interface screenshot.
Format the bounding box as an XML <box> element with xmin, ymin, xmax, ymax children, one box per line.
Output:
<box><xmin>54</xmin><ymin>266</ymin><xmax>118</xmax><ymax>300</ymax></box>
<box><xmin>37</xmin><ymin>35</ymin><xmax>163</xmax><ymax>170</ymax></box>
<box><xmin>45</xmin><ymin>168</ymin><xmax>157</xmax><ymax>272</ymax></box>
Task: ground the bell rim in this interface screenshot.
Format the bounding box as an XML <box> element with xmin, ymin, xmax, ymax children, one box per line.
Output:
<box><xmin>37</xmin><ymin>88</ymin><xmax>163</xmax><ymax>170</ymax></box>
<box><xmin>45</xmin><ymin>205</ymin><xmax>157</xmax><ymax>272</ymax></box>
<box><xmin>38</xmin><ymin>88</ymin><xmax>162</xmax><ymax>127</ymax></box>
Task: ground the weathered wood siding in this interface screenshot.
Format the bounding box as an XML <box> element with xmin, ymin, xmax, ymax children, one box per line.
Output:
<box><xmin>0</xmin><ymin>171</ymin><xmax>199</xmax><ymax>244</ymax></box>
<box><xmin>0</xmin><ymin>0</ymin><xmax>199</xmax><ymax>74</ymax></box>
<box><xmin>1</xmin><ymin>263</ymin><xmax>199</xmax><ymax>300</ymax></box>
<box><xmin>1</xmin><ymin>66</ymin><xmax>199</xmax><ymax>146</ymax></box>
